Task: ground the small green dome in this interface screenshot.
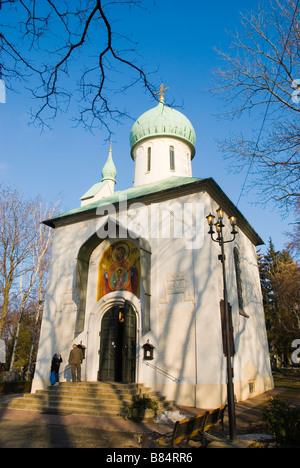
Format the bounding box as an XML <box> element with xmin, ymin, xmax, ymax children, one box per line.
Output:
<box><xmin>129</xmin><ymin>101</ymin><xmax>196</xmax><ymax>159</ymax></box>
<box><xmin>102</xmin><ymin>148</ymin><xmax>117</xmax><ymax>182</ymax></box>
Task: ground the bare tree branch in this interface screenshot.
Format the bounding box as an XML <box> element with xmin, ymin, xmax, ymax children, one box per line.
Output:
<box><xmin>0</xmin><ymin>0</ymin><xmax>158</xmax><ymax>134</ymax></box>
<box><xmin>211</xmin><ymin>0</ymin><xmax>300</xmax><ymax>213</ymax></box>
<box><xmin>9</xmin><ymin>198</ymin><xmax>57</xmax><ymax>371</ymax></box>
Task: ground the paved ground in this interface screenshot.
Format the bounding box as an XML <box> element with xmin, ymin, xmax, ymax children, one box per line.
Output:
<box><xmin>0</xmin><ymin>407</ymin><xmax>171</xmax><ymax>448</ymax></box>
<box><xmin>0</xmin><ymin>386</ymin><xmax>298</xmax><ymax>449</ymax></box>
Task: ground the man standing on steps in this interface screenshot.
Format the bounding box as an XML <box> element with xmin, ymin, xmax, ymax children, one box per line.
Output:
<box><xmin>68</xmin><ymin>344</ymin><xmax>83</xmax><ymax>382</ymax></box>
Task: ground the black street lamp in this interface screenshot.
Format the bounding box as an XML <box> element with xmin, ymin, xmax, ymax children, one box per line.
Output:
<box><xmin>206</xmin><ymin>208</ymin><xmax>237</xmax><ymax>441</ymax></box>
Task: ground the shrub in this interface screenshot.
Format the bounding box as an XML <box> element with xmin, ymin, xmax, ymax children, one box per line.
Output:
<box><xmin>262</xmin><ymin>397</ymin><xmax>300</xmax><ymax>447</ymax></box>
<box><xmin>0</xmin><ymin>380</ymin><xmax>32</xmax><ymax>396</ymax></box>
<box><xmin>122</xmin><ymin>395</ymin><xmax>158</xmax><ymax>420</ymax></box>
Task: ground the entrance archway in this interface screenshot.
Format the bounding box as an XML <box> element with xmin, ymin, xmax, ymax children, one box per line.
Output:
<box><xmin>98</xmin><ymin>301</ymin><xmax>136</xmax><ymax>383</ymax></box>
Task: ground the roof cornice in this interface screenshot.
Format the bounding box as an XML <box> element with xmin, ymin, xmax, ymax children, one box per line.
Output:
<box><xmin>43</xmin><ymin>177</ymin><xmax>264</xmax><ymax>246</ymax></box>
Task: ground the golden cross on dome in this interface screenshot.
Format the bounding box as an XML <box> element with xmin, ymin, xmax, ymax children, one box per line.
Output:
<box><xmin>155</xmin><ymin>83</ymin><xmax>169</xmax><ymax>102</ymax></box>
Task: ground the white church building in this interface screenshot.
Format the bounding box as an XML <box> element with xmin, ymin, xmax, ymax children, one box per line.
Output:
<box><xmin>32</xmin><ymin>89</ymin><xmax>273</xmax><ymax>409</ymax></box>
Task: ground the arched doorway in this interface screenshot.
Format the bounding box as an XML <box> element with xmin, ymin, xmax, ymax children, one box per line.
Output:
<box><xmin>98</xmin><ymin>301</ymin><xmax>136</xmax><ymax>383</ymax></box>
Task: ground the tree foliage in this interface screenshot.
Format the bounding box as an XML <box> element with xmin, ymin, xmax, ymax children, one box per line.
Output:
<box><xmin>285</xmin><ymin>200</ymin><xmax>300</xmax><ymax>260</ymax></box>
<box><xmin>259</xmin><ymin>239</ymin><xmax>300</xmax><ymax>365</ymax></box>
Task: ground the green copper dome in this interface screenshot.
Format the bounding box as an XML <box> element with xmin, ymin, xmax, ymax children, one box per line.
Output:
<box><xmin>130</xmin><ymin>101</ymin><xmax>196</xmax><ymax>159</ymax></box>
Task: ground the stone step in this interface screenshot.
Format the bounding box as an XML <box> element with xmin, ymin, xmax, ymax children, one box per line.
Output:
<box><xmin>4</xmin><ymin>396</ymin><xmax>171</xmax><ymax>413</ymax></box>
<box><xmin>0</xmin><ymin>396</ymin><xmax>121</xmax><ymax>417</ymax></box>
<box><xmin>22</xmin><ymin>392</ymin><xmax>172</xmax><ymax>410</ymax></box>
<box><xmin>22</xmin><ymin>393</ymin><xmax>132</xmax><ymax>407</ymax></box>
<box><xmin>37</xmin><ymin>387</ymin><xmax>168</xmax><ymax>402</ymax></box>
<box><xmin>4</xmin><ymin>396</ymin><xmax>122</xmax><ymax>412</ymax></box>
<box><xmin>41</xmin><ymin>383</ymin><xmax>150</xmax><ymax>393</ymax></box>
<box><xmin>0</xmin><ymin>382</ymin><xmax>174</xmax><ymax>418</ymax></box>
<box><xmin>37</xmin><ymin>382</ymin><xmax>169</xmax><ymax>401</ymax></box>
<box><xmin>33</xmin><ymin>394</ymin><xmax>169</xmax><ymax>409</ymax></box>
<box><xmin>39</xmin><ymin>382</ymin><xmax>147</xmax><ymax>392</ymax></box>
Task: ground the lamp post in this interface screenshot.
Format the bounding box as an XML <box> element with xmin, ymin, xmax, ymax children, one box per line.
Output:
<box><xmin>206</xmin><ymin>208</ymin><xmax>237</xmax><ymax>441</ymax></box>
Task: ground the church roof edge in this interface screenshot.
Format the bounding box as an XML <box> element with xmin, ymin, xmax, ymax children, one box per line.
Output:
<box><xmin>43</xmin><ymin>176</ymin><xmax>264</xmax><ymax>247</ymax></box>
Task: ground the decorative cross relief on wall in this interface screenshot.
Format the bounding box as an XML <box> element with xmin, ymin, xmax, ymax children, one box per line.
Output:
<box><xmin>160</xmin><ymin>272</ymin><xmax>194</xmax><ymax>304</ymax></box>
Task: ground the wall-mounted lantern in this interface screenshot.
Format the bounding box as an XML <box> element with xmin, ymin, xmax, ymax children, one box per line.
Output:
<box><xmin>142</xmin><ymin>339</ymin><xmax>155</xmax><ymax>361</ymax></box>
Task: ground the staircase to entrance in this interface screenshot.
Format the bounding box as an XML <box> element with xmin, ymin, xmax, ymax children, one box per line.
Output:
<box><xmin>0</xmin><ymin>381</ymin><xmax>174</xmax><ymax>418</ymax></box>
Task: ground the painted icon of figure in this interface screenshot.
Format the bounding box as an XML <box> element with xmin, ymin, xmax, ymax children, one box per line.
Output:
<box><xmin>99</xmin><ymin>241</ymin><xmax>140</xmax><ymax>299</ymax></box>
<box><xmin>111</xmin><ymin>268</ymin><xmax>127</xmax><ymax>290</ymax></box>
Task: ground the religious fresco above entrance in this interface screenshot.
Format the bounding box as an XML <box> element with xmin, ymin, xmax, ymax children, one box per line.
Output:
<box><xmin>97</xmin><ymin>241</ymin><xmax>140</xmax><ymax>300</ymax></box>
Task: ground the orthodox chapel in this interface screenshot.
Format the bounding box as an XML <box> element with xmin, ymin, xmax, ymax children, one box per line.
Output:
<box><xmin>32</xmin><ymin>88</ymin><xmax>273</xmax><ymax>409</ymax></box>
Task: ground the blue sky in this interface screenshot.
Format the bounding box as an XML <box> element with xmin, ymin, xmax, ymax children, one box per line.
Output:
<box><xmin>0</xmin><ymin>0</ymin><xmax>296</xmax><ymax>254</ymax></box>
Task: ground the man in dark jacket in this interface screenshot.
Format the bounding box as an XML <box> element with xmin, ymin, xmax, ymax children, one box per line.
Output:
<box><xmin>68</xmin><ymin>344</ymin><xmax>83</xmax><ymax>382</ymax></box>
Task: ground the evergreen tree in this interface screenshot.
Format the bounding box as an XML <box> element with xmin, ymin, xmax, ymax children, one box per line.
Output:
<box><xmin>259</xmin><ymin>239</ymin><xmax>300</xmax><ymax>366</ymax></box>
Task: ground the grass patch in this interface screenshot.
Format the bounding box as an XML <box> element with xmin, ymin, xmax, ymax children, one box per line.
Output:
<box><xmin>273</xmin><ymin>370</ymin><xmax>300</xmax><ymax>389</ymax></box>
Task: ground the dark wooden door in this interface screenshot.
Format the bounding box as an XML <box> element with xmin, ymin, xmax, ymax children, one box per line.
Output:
<box><xmin>122</xmin><ymin>302</ymin><xmax>136</xmax><ymax>384</ymax></box>
<box><xmin>98</xmin><ymin>303</ymin><xmax>136</xmax><ymax>383</ymax></box>
<box><xmin>98</xmin><ymin>306</ymin><xmax>119</xmax><ymax>382</ymax></box>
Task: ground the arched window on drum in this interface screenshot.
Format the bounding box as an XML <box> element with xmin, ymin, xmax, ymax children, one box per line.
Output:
<box><xmin>170</xmin><ymin>145</ymin><xmax>175</xmax><ymax>171</ymax></box>
<box><xmin>147</xmin><ymin>147</ymin><xmax>151</xmax><ymax>172</ymax></box>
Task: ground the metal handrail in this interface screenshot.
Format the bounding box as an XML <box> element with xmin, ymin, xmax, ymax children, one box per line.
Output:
<box><xmin>142</xmin><ymin>359</ymin><xmax>180</xmax><ymax>382</ymax></box>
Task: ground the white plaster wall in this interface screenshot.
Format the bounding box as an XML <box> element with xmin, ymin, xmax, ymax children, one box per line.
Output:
<box><xmin>133</xmin><ymin>137</ymin><xmax>192</xmax><ymax>187</ymax></box>
<box><xmin>190</xmin><ymin>193</ymin><xmax>273</xmax><ymax>406</ymax></box>
<box><xmin>32</xmin><ymin>218</ymin><xmax>101</xmax><ymax>392</ymax></box>
<box><xmin>145</xmin><ymin>191</ymin><xmax>273</xmax><ymax>407</ymax></box>
<box><xmin>81</xmin><ymin>180</ymin><xmax>115</xmax><ymax>207</ymax></box>
<box><xmin>226</xmin><ymin>233</ymin><xmax>274</xmax><ymax>399</ymax></box>
<box><xmin>32</xmin><ymin>189</ymin><xmax>273</xmax><ymax>408</ymax></box>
